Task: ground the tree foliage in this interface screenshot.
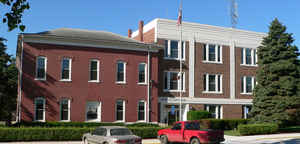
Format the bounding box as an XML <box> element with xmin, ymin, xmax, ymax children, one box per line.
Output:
<box><xmin>0</xmin><ymin>38</ymin><xmax>18</xmax><ymax>125</ymax></box>
<box><xmin>0</xmin><ymin>0</ymin><xmax>30</xmax><ymax>31</ymax></box>
<box><xmin>250</xmin><ymin>18</ymin><xmax>300</xmax><ymax>126</ymax></box>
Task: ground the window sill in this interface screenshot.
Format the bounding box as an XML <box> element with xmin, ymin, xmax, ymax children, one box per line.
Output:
<box><xmin>240</xmin><ymin>64</ymin><xmax>258</xmax><ymax>67</ymax></box>
<box><xmin>163</xmin><ymin>89</ymin><xmax>186</xmax><ymax>93</ymax></box>
<box><xmin>202</xmin><ymin>91</ymin><xmax>223</xmax><ymax>94</ymax></box>
<box><xmin>34</xmin><ymin>120</ymin><xmax>45</xmax><ymax>122</ymax></box>
<box><xmin>138</xmin><ymin>83</ymin><xmax>147</xmax><ymax>85</ymax></box>
<box><xmin>240</xmin><ymin>93</ymin><xmax>253</xmax><ymax>95</ymax></box>
<box><xmin>164</xmin><ymin>57</ymin><xmax>186</xmax><ymax>61</ymax></box>
<box><xmin>35</xmin><ymin>78</ymin><xmax>46</xmax><ymax>81</ymax></box>
<box><xmin>88</xmin><ymin>80</ymin><xmax>100</xmax><ymax>83</ymax></box>
<box><xmin>60</xmin><ymin>79</ymin><xmax>72</xmax><ymax>82</ymax></box>
<box><xmin>114</xmin><ymin>120</ymin><xmax>125</xmax><ymax>123</ymax></box>
<box><xmin>136</xmin><ymin>120</ymin><xmax>146</xmax><ymax>123</ymax></box>
<box><xmin>85</xmin><ymin>120</ymin><xmax>101</xmax><ymax>122</ymax></box>
<box><xmin>202</xmin><ymin>61</ymin><xmax>223</xmax><ymax>64</ymax></box>
<box><xmin>59</xmin><ymin>120</ymin><xmax>71</xmax><ymax>122</ymax></box>
<box><xmin>116</xmin><ymin>81</ymin><xmax>126</xmax><ymax>85</ymax></box>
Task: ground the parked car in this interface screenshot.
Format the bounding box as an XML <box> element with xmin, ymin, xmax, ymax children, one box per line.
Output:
<box><xmin>157</xmin><ymin>121</ymin><xmax>225</xmax><ymax>144</ymax></box>
<box><xmin>82</xmin><ymin>126</ymin><xmax>142</xmax><ymax>144</ymax></box>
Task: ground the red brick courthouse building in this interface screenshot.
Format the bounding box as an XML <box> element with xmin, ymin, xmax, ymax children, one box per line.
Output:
<box><xmin>16</xmin><ymin>28</ymin><xmax>162</xmax><ymax>122</ymax></box>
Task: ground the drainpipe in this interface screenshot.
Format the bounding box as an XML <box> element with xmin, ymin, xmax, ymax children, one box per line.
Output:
<box><xmin>17</xmin><ymin>35</ymin><xmax>24</xmax><ymax>123</ymax></box>
<box><xmin>147</xmin><ymin>46</ymin><xmax>151</xmax><ymax>123</ymax></box>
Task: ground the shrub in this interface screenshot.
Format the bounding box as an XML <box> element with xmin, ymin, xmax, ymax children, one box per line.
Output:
<box><xmin>126</xmin><ymin>123</ymin><xmax>159</xmax><ymax>127</ymax></box>
<box><xmin>13</xmin><ymin>121</ymin><xmax>125</xmax><ymax>127</ymax></box>
<box><xmin>238</xmin><ymin>123</ymin><xmax>279</xmax><ymax>136</ymax></box>
<box><xmin>199</xmin><ymin>119</ymin><xmax>249</xmax><ymax>130</ymax></box>
<box><xmin>129</xmin><ymin>127</ymin><xmax>164</xmax><ymax>138</ymax></box>
<box><xmin>187</xmin><ymin>111</ymin><xmax>212</xmax><ymax>120</ymax></box>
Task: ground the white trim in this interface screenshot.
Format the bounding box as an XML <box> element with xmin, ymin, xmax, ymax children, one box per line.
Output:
<box><xmin>59</xmin><ymin>99</ymin><xmax>71</xmax><ymax>122</ymax></box>
<box><xmin>115</xmin><ymin>100</ymin><xmax>125</xmax><ymax>122</ymax></box>
<box><xmin>60</xmin><ymin>58</ymin><xmax>72</xmax><ymax>81</ymax></box>
<box><xmin>230</xmin><ymin>40</ymin><xmax>236</xmax><ymax>99</ymax></box>
<box><xmin>203</xmin><ymin>74</ymin><xmax>223</xmax><ymax>93</ymax></box>
<box><xmin>241</xmin><ymin>48</ymin><xmax>258</xmax><ymax>66</ymax></box>
<box><xmin>116</xmin><ymin>61</ymin><xmax>126</xmax><ymax>83</ymax></box>
<box><xmin>203</xmin><ymin>44</ymin><xmax>222</xmax><ymax>63</ymax></box>
<box><xmin>88</xmin><ymin>59</ymin><xmax>100</xmax><ymax>82</ymax></box>
<box><xmin>35</xmin><ymin>56</ymin><xmax>47</xmax><ymax>81</ymax></box>
<box><xmin>204</xmin><ymin>105</ymin><xmax>223</xmax><ymax>119</ymax></box>
<box><xmin>34</xmin><ymin>97</ymin><xmax>46</xmax><ymax>122</ymax></box>
<box><xmin>163</xmin><ymin>71</ymin><xmax>185</xmax><ymax>92</ymax></box>
<box><xmin>189</xmin><ymin>38</ymin><xmax>195</xmax><ymax>98</ymax></box>
<box><xmin>138</xmin><ymin>63</ymin><xmax>147</xmax><ymax>84</ymax></box>
<box><xmin>159</xmin><ymin>97</ymin><xmax>253</xmax><ymax>105</ymax></box>
<box><xmin>241</xmin><ymin>76</ymin><xmax>255</xmax><ymax>94</ymax></box>
<box><xmin>137</xmin><ymin>100</ymin><xmax>146</xmax><ymax>122</ymax></box>
<box><xmin>163</xmin><ymin>40</ymin><xmax>186</xmax><ymax>61</ymax></box>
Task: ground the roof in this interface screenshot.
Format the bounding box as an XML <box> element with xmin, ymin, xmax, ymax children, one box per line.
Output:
<box><xmin>20</xmin><ymin>28</ymin><xmax>162</xmax><ymax>52</ymax></box>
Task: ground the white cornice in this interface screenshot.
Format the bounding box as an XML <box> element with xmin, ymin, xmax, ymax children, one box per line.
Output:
<box><xmin>159</xmin><ymin>97</ymin><xmax>252</xmax><ymax>105</ymax></box>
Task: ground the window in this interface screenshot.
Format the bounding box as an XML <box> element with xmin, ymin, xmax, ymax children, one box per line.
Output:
<box><xmin>242</xmin><ymin>105</ymin><xmax>252</xmax><ymax>119</ymax></box>
<box><xmin>86</xmin><ymin>101</ymin><xmax>101</xmax><ymax>122</ymax></box>
<box><xmin>89</xmin><ymin>59</ymin><xmax>99</xmax><ymax>82</ymax></box>
<box><xmin>36</xmin><ymin>56</ymin><xmax>47</xmax><ymax>80</ymax></box>
<box><xmin>116</xmin><ymin>61</ymin><xmax>126</xmax><ymax>83</ymax></box>
<box><xmin>205</xmin><ymin>105</ymin><xmax>222</xmax><ymax>119</ymax></box>
<box><xmin>185</xmin><ymin>122</ymin><xmax>200</xmax><ymax>130</ymax></box>
<box><xmin>171</xmin><ymin>123</ymin><xmax>182</xmax><ymax>130</ymax></box>
<box><xmin>61</xmin><ymin>58</ymin><xmax>71</xmax><ymax>81</ymax></box>
<box><xmin>34</xmin><ymin>97</ymin><xmax>45</xmax><ymax>121</ymax></box>
<box><xmin>164</xmin><ymin>40</ymin><xmax>185</xmax><ymax>60</ymax></box>
<box><xmin>60</xmin><ymin>99</ymin><xmax>70</xmax><ymax>121</ymax></box>
<box><xmin>203</xmin><ymin>44</ymin><xmax>222</xmax><ymax>63</ymax></box>
<box><xmin>138</xmin><ymin>63</ymin><xmax>146</xmax><ymax>84</ymax></box>
<box><xmin>116</xmin><ymin>100</ymin><xmax>125</xmax><ymax>121</ymax></box>
<box><xmin>163</xmin><ymin>71</ymin><xmax>185</xmax><ymax>92</ymax></box>
<box><xmin>203</xmin><ymin>74</ymin><xmax>222</xmax><ymax>93</ymax></box>
<box><xmin>241</xmin><ymin>48</ymin><xmax>257</xmax><ymax>66</ymax></box>
<box><xmin>137</xmin><ymin>101</ymin><xmax>146</xmax><ymax>121</ymax></box>
<box><xmin>241</xmin><ymin>76</ymin><xmax>255</xmax><ymax>94</ymax></box>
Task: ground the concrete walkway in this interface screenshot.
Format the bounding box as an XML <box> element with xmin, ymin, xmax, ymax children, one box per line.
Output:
<box><xmin>2</xmin><ymin>133</ymin><xmax>300</xmax><ymax>144</ymax></box>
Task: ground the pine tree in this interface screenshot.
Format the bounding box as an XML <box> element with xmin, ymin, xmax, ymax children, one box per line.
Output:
<box><xmin>250</xmin><ymin>19</ymin><xmax>300</xmax><ymax>126</ymax></box>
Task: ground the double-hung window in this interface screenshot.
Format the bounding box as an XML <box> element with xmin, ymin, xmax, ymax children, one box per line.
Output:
<box><xmin>137</xmin><ymin>101</ymin><xmax>146</xmax><ymax>121</ymax></box>
<box><xmin>241</xmin><ymin>76</ymin><xmax>255</xmax><ymax>94</ymax></box>
<box><xmin>89</xmin><ymin>59</ymin><xmax>99</xmax><ymax>82</ymax></box>
<box><xmin>164</xmin><ymin>40</ymin><xmax>185</xmax><ymax>60</ymax></box>
<box><xmin>36</xmin><ymin>56</ymin><xmax>47</xmax><ymax>80</ymax></box>
<box><xmin>241</xmin><ymin>48</ymin><xmax>257</xmax><ymax>66</ymax></box>
<box><xmin>60</xmin><ymin>99</ymin><xmax>70</xmax><ymax>121</ymax></box>
<box><xmin>203</xmin><ymin>74</ymin><xmax>222</xmax><ymax>93</ymax></box>
<box><xmin>164</xmin><ymin>71</ymin><xmax>185</xmax><ymax>92</ymax></box>
<box><xmin>116</xmin><ymin>100</ymin><xmax>125</xmax><ymax>122</ymax></box>
<box><xmin>203</xmin><ymin>44</ymin><xmax>222</xmax><ymax>63</ymax></box>
<box><xmin>242</xmin><ymin>105</ymin><xmax>252</xmax><ymax>119</ymax></box>
<box><xmin>61</xmin><ymin>58</ymin><xmax>71</xmax><ymax>81</ymax></box>
<box><xmin>205</xmin><ymin>105</ymin><xmax>222</xmax><ymax>119</ymax></box>
<box><xmin>116</xmin><ymin>61</ymin><xmax>126</xmax><ymax>83</ymax></box>
<box><xmin>138</xmin><ymin>63</ymin><xmax>147</xmax><ymax>84</ymax></box>
<box><xmin>34</xmin><ymin>97</ymin><xmax>45</xmax><ymax>121</ymax></box>
<box><xmin>86</xmin><ymin>101</ymin><xmax>101</xmax><ymax>122</ymax></box>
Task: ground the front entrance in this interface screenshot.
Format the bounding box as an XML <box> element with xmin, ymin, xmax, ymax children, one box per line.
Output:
<box><xmin>168</xmin><ymin>109</ymin><xmax>179</xmax><ymax>125</ymax></box>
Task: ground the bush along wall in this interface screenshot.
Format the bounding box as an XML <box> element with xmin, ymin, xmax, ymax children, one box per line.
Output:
<box><xmin>238</xmin><ymin>123</ymin><xmax>279</xmax><ymax>136</ymax></box>
<box><xmin>199</xmin><ymin>119</ymin><xmax>249</xmax><ymax>130</ymax></box>
<box><xmin>13</xmin><ymin>121</ymin><xmax>125</xmax><ymax>127</ymax></box>
<box><xmin>187</xmin><ymin>110</ymin><xmax>212</xmax><ymax>120</ymax></box>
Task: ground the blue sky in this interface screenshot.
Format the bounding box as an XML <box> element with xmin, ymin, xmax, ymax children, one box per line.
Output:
<box><xmin>0</xmin><ymin>0</ymin><xmax>299</xmax><ymax>56</ymax></box>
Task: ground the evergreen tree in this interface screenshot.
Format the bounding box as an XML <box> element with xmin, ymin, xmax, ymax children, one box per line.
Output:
<box><xmin>250</xmin><ymin>18</ymin><xmax>300</xmax><ymax>126</ymax></box>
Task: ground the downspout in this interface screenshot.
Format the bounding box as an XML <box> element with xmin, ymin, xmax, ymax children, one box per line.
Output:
<box><xmin>147</xmin><ymin>46</ymin><xmax>151</xmax><ymax>123</ymax></box>
<box><xmin>17</xmin><ymin>35</ymin><xmax>24</xmax><ymax>123</ymax></box>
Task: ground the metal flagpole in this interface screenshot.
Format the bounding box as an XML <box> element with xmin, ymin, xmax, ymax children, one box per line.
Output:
<box><xmin>179</xmin><ymin>0</ymin><xmax>183</xmax><ymax>121</ymax></box>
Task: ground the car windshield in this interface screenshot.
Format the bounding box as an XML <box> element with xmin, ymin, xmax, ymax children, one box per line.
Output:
<box><xmin>185</xmin><ymin>122</ymin><xmax>200</xmax><ymax>130</ymax></box>
<box><xmin>110</xmin><ymin>128</ymin><xmax>132</xmax><ymax>136</ymax></box>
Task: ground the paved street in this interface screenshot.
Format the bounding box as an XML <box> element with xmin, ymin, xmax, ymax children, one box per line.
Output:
<box><xmin>1</xmin><ymin>133</ymin><xmax>300</xmax><ymax>144</ymax></box>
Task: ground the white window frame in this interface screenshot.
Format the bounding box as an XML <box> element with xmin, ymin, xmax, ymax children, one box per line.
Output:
<box><xmin>242</xmin><ymin>105</ymin><xmax>252</xmax><ymax>119</ymax></box>
<box><xmin>88</xmin><ymin>59</ymin><xmax>100</xmax><ymax>82</ymax></box>
<box><xmin>163</xmin><ymin>71</ymin><xmax>185</xmax><ymax>92</ymax></box>
<box><xmin>241</xmin><ymin>48</ymin><xmax>258</xmax><ymax>66</ymax></box>
<box><xmin>138</xmin><ymin>63</ymin><xmax>147</xmax><ymax>84</ymax></box>
<box><xmin>60</xmin><ymin>58</ymin><xmax>72</xmax><ymax>81</ymax></box>
<box><xmin>34</xmin><ymin>97</ymin><xmax>45</xmax><ymax>122</ymax></box>
<box><xmin>241</xmin><ymin>76</ymin><xmax>255</xmax><ymax>95</ymax></box>
<box><xmin>137</xmin><ymin>100</ymin><xmax>146</xmax><ymax>122</ymax></box>
<box><xmin>59</xmin><ymin>99</ymin><xmax>71</xmax><ymax>122</ymax></box>
<box><xmin>203</xmin><ymin>74</ymin><xmax>223</xmax><ymax>94</ymax></box>
<box><xmin>115</xmin><ymin>100</ymin><xmax>125</xmax><ymax>122</ymax></box>
<box><xmin>203</xmin><ymin>44</ymin><xmax>222</xmax><ymax>64</ymax></box>
<box><xmin>116</xmin><ymin>61</ymin><xmax>126</xmax><ymax>84</ymax></box>
<box><xmin>205</xmin><ymin>105</ymin><xmax>223</xmax><ymax>119</ymax></box>
<box><xmin>35</xmin><ymin>56</ymin><xmax>47</xmax><ymax>81</ymax></box>
<box><xmin>85</xmin><ymin>101</ymin><xmax>101</xmax><ymax>122</ymax></box>
<box><xmin>164</xmin><ymin>40</ymin><xmax>185</xmax><ymax>61</ymax></box>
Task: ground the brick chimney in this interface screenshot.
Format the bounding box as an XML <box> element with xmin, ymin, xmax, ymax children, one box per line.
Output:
<box><xmin>138</xmin><ymin>20</ymin><xmax>144</xmax><ymax>42</ymax></box>
<box><xmin>128</xmin><ymin>29</ymin><xmax>132</xmax><ymax>38</ymax></box>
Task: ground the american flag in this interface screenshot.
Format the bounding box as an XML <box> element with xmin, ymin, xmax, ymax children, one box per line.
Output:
<box><xmin>177</xmin><ymin>1</ymin><xmax>182</xmax><ymax>25</ymax></box>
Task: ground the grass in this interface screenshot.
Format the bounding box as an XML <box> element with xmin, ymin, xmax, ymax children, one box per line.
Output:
<box><xmin>224</xmin><ymin>129</ymin><xmax>241</xmax><ymax>136</ymax></box>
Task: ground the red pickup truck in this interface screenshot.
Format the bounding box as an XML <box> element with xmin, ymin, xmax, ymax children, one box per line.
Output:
<box><xmin>157</xmin><ymin>121</ymin><xmax>225</xmax><ymax>144</ymax></box>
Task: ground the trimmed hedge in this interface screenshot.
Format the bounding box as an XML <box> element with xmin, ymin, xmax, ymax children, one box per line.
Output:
<box><xmin>238</xmin><ymin>123</ymin><xmax>279</xmax><ymax>136</ymax></box>
<box><xmin>279</xmin><ymin>125</ymin><xmax>300</xmax><ymax>133</ymax></box>
<box><xmin>126</xmin><ymin>123</ymin><xmax>159</xmax><ymax>127</ymax></box>
<box><xmin>0</xmin><ymin>127</ymin><xmax>165</xmax><ymax>141</ymax></box>
<box><xmin>13</xmin><ymin>121</ymin><xmax>125</xmax><ymax>127</ymax></box>
<box><xmin>199</xmin><ymin>119</ymin><xmax>249</xmax><ymax>130</ymax></box>
<box><xmin>187</xmin><ymin>111</ymin><xmax>212</xmax><ymax>120</ymax></box>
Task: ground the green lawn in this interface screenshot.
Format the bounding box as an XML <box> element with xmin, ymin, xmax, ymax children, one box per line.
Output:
<box><xmin>224</xmin><ymin>129</ymin><xmax>241</xmax><ymax>136</ymax></box>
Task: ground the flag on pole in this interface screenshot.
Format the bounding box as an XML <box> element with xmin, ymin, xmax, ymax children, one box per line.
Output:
<box><xmin>177</xmin><ymin>1</ymin><xmax>182</xmax><ymax>25</ymax></box>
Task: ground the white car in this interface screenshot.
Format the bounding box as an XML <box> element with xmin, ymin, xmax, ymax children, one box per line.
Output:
<box><xmin>82</xmin><ymin>126</ymin><xmax>142</xmax><ymax>144</ymax></box>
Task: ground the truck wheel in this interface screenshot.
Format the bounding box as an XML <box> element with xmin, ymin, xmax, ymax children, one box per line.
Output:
<box><xmin>160</xmin><ymin>135</ymin><xmax>169</xmax><ymax>144</ymax></box>
<box><xmin>190</xmin><ymin>138</ymin><xmax>200</xmax><ymax>144</ymax></box>
<box><xmin>83</xmin><ymin>138</ymin><xmax>89</xmax><ymax>144</ymax></box>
